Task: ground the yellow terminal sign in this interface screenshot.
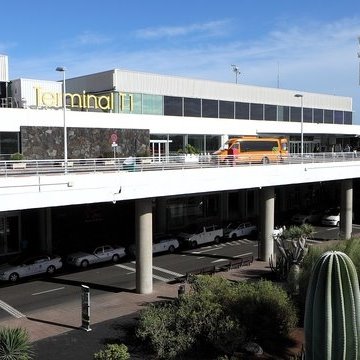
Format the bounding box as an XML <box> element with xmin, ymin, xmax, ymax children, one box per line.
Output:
<box><xmin>34</xmin><ymin>87</ymin><xmax>133</xmax><ymax>112</ymax></box>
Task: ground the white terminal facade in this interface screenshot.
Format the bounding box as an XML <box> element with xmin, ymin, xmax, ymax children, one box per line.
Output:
<box><xmin>0</xmin><ymin>53</ymin><xmax>359</xmax><ymax>263</ymax></box>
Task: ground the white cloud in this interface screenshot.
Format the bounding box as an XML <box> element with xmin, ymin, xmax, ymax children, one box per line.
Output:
<box><xmin>135</xmin><ymin>20</ymin><xmax>229</xmax><ymax>39</ymax></box>
<box><xmin>68</xmin><ymin>31</ymin><xmax>112</xmax><ymax>47</ymax></box>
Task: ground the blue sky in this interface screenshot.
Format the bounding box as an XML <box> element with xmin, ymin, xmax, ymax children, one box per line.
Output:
<box><xmin>1</xmin><ymin>0</ymin><xmax>360</xmax><ymax>122</ymax></box>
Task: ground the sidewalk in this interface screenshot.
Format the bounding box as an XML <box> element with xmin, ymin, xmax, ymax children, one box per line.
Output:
<box><xmin>1</xmin><ymin>260</ymin><xmax>271</xmax><ymax>359</ymax></box>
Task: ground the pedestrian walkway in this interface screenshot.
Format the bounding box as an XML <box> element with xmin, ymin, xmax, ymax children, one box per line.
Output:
<box><xmin>0</xmin><ymin>260</ymin><xmax>272</xmax><ymax>359</ymax></box>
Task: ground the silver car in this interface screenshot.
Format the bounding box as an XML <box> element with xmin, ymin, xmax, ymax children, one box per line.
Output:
<box><xmin>66</xmin><ymin>245</ymin><xmax>126</xmax><ymax>268</ymax></box>
<box><xmin>0</xmin><ymin>254</ymin><xmax>63</xmax><ymax>282</ymax></box>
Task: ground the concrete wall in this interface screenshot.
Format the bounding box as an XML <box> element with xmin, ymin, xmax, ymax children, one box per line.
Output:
<box><xmin>20</xmin><ymin>126</ymin><xmax>150</xmax><ymax>159</ymax></box>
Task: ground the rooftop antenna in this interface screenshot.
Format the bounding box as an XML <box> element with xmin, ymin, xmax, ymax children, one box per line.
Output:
<box><xmin>231</xmin><ymin>64</ymin><xmax>241</xmax><ymax>84</ymax></box>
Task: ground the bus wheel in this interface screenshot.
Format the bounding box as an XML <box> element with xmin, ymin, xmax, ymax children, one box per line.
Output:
<box><xmin>262</xmin><ymin>157</ymin><xmax>270</xmax><ymax>164</ymax></box>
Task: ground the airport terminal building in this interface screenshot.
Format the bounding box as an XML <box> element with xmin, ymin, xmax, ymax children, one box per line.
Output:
<box><xmin>0</xmin><ymin>53</ymin><xmax>359</xmax><ymax>258</ymax></box>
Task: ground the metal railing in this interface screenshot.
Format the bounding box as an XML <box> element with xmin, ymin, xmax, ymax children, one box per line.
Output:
<box><xmin>0</xmin><ymin>152</ymin><xmax>359</xmax><ymax>177</ymax></box>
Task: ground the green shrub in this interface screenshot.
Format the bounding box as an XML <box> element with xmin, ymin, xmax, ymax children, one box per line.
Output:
<box><xmin>231</xmin><ymin>280</ymin><xmax>298</xmax><ymax>342</ymax></box>
<box><xmin>9</xmin><ymin>153</ymin><xmax>24</xmax><ymax>161</ymax></box>
<box><xmin>93</xmin><ymin>344</ymin><xmax>130</xmax><ymax>360</ymax></box>
<box><xmin>137</xmin><ymin>276</ymin><xmax>296</xmax><ymax>358</ymax></box>
<box><xmin>136</xmin><ymin>301</ymin><xmax>196</xmax><ymax>359</ymax></box>
<box><xmin>0</xmin><ymin>327</ymin><xmax>33</xmax><ymax>360</ymax></box>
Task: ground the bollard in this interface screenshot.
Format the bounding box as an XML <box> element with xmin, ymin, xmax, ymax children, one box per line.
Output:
<box><xmin>178</xmin><ymin>284</ymin><xmax>185</xmax><ymax>298</ymax></box>
<box><xmin>80</xmin><ymin>285</ymin><xmax>92</xmax><ymax>332</ymax></box>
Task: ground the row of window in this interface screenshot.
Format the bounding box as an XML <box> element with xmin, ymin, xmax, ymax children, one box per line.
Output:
<box><xmin>117</xmin><ymin>93</ymin><xmax>352</xmax><ymax>125</ymax></box>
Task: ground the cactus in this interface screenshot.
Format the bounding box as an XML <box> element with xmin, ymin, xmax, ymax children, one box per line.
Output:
<box><xmin>270</xmin><ymin>225</ymin><xmax>309</xmax><ymax>284</ymax></box>
<box><xmin>304</xmin><ymin>251</ymin><xmax>360</xmax><ymax>360</ymax></box>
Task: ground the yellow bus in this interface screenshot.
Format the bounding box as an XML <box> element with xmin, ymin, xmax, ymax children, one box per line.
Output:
<box><xmin>213</xmin><ymin>136</ymin><xmax>288</xmax><ymax>164</ymax></box>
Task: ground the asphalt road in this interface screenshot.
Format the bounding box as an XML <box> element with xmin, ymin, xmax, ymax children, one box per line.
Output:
<box><xmin>0</xmin><ymin>224</ymin><xmax>358</xmax><ymax>322</ymax></box>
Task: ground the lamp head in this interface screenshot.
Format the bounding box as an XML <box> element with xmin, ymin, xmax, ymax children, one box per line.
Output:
<box><xmin>294</xmin><ymin>94</ymin><xmax>303</xmax><ymax>98</ymax></box>
<box><xmin>56</xmin><ymin>66</ymin><xmax>67</xmax><ymax>72</ymax></box>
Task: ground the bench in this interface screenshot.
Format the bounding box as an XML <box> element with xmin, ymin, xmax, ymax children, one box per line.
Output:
<box><xmin>225</xmin><ymin>255</ymin><xmax>254</xmax><ymax>271</ymax></box>
<box><xmin>185</xmin><ymin>265</ymin><xmax>216</xmax><ymax>281</ymax></box>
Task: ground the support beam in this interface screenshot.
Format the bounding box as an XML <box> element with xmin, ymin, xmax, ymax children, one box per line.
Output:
<box><xmin>135</xmin><ymin>198</ymin><xmax>153</xmax><ymax>294</ymax></box>
<box><xmin>340</xmin><ymin>179</ymin><xmax>353</xmax><ymax>240</ymax></box>
<box><xmin>259</xmin><ymin>187</ymin><xmax>275</xmax><ymax>262</ymax></box>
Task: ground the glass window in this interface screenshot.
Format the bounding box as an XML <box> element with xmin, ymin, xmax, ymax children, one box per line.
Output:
<box><xmin>344</xmin><ymin>111</ymin><xmax>352</xmax><ymax>125</ymax></box>
<box><xmin>303</xmin><ymin>108</ymin><xmax>313</xmax><ymax>123</ymax></box>
<box><xmin>250</xmin><ymin>103</ymin><xmax>264</xmax><ymax>120</ymax></box>
<box><xmin>219</xmin><ymin>101</ymin><xmax>234</xmax><ymax>119</ymax></box>
<box><xmin>202</xmin><ymin>99</ymin><xmax>218</xmax><ymax>118</ymax></box>
<box><xmin>290</xmin><ymin>107</ymin><xmax>301</xmax><ymax>122</ymax></box>
<box><xmin>164</xmin><ymin>96</ymin><xmax>183</xmax><ymax>116</ymax></box>
<box><xmin>278</xmin><ymin>106</ymin><xmax>289</xmax><ymax>121</ymax></box>
<box><xmin>235</xmin><ymin>102</ymin><xmax>250</xmax><ymax>119</ymax></box>
<box><xmin>324</xmin><ymin>109</ymin><xmax>333</xmax><ymax>124</ymax></box>
<box><xmin>314</xmin><ymin>108</ymin><xmax>323</xmax><ymax>123</ymax></box>
<box><xmin>169</xmin><ymin>135</ymin><xmax>185</xmax><ymax>154</ymax></box>
<box><xmin>264</xmin><ymin>104</ymin><xmax>277</xmax><ymax>121</ymax></box>
<box><xmin>0</xmin><ymin>132</ymin><xmax>20</xmax><ymax>160</ymax></box>
<box><xmin>143</xmin><ymin>94</ymin><xmax>163</xmax><ymax>115</ymax></box>
<box><xmin>334</xmin><ymin>111</ymin><xmax>343</xmax><ymax>124</ymax></box>
<box><xmin>119</xmin><ymin>93</ymin><xmax>142</xmax><ymax>114</ymax></box>
<box><xmin>131</xmin><ymin>93</ymin><xmax>142</xmax><ymax>114</ymax></box>
<box><xmin>184</xmin><ymin>98</ymin><xmax>201</xmax><ymax>117</ymax></box>
<box><xmin>206</xmin><ymin>135</ymin><xmax>221</xmax><ymax>153</ymax></box>
<box><xmin>188</xmin><ymin>135</ymin><xmax>204</xmax><ymax>153</ymax></box>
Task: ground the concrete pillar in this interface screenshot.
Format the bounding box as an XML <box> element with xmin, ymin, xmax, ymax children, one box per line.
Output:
<box><xmin>39</xmin><ymin>208</ymin><xmax>52</xmax><ymax>253</ymax></box>
<box><xmin>340</xmin><ymin>179</ymin><xmax>353</xmax><ymax>240</ymax></box>
<box><xmin>135</xmin><ymin>198</ymin><xmax>153</xmax><ymax>294</ymax></box>
<box><xmin>259</xmin><ymin>187</ymin><xmax>275</xmax><ymax>262</ymax></box>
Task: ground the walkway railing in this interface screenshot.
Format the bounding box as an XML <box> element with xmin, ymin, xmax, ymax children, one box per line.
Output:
<box><xmin>0</xmin><ymin>152</ymin><xmax>359</xmax><ymax>177</ymax></box>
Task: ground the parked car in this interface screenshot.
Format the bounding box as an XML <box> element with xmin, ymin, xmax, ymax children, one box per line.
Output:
<box><xmin>0</xmin><ymin>254</ymin><xmax>63</xmax><ymax>282</ymax></box>
<box><xmin>291</xmin><ymin>210</ymin><xmax>323</xmax><ymax>225</ymax></box>
<box><xmin>223</xmin><ymin>222</ymin><xmax>257</xmax><ymax>239</ymax></box>
<box><xmin>66</xmin><ymin>245</ymin><xmax>126</xmax><ymax>268</ymax></box>
<box><xmin>321</xmin><ymin>208</ymin><xmax>340</xmax><ymax>227</ymax></box>
<box><xmin>178</xmin><ymin>225</ymin><xmax>223</xmax><ymax>248</ymax></box>
<box><xmin>127</xmin><ymin>233</ymin><xmax>180</xmax><ymax>257</ymax></box>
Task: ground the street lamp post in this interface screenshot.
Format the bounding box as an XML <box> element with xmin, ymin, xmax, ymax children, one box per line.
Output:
<box><xmin>231</xmin><ymin>64</ymin><xmax>240</xmax><ymax>84</ymax></box>
<box><xmin>56</xmin><ymin>66</ymin><xmax>68</xmax><ymax>173</ymax></box>
<box><xmin>294</xmin><ymin>94</ymin><xmax>304</xmax><ymax>158</ymax></box>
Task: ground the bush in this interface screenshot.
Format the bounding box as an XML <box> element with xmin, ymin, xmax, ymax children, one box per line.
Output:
<box><xmin>136</xmin><ymin>301</ymin><xmax>196</xmax><ymax>359</ymax></box>
<box><xmin>231</xmin><ymin>280</ymin><xmax>298</xmax><ymax>342</ymax></box>
<box><xmin>137</xmin><ymin>276</ymin><xmax>296</xmax><ymax>359</ymax></box>
<box><xmin>93</xmin><ymin>344</ymin><xmax>130</xmax><ymax>360</ymax></box>
<box><xmin>0</xmin><ymin>327</ymin><xmax>33</xmax><ymax>360</ymax></box>
<box><xmin>10</xmin><ymin>153</ymin><xmax>24</xmax><ymax>161</ymax></box>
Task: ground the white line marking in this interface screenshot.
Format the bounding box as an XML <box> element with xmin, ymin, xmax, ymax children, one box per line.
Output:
<box><xmin>153</xmin><ymin>274</ymin><xmax>171</xmax><ymax>282</ymax></box>
<box><xmin>0</xmin><ymin>300</ymin><xmax>25</xmax><ymax>318</ymax></box>
<box><xmin>152</xmin><ymin>266</ymin><xmax>184</xmax><ymax>277</ymax></box>
<box><xmin>115</xmin><ymin>264</ymin><xmax>135</xmax><ymax>272</ymax></box>
<box><xmin>233</xmin><ymin>252</ymin><xmax>253</xmax><ymax>258</ymax></box>
<box><xmin>32</xmin><ymin>287</ymin><xmax>65</xmax><ymax>296</ymax></box>
<box><xmin>211</xmin><ymin>259</ymin><xmax>228</xmax><ymax>263</ymax></box>
<box><xmin>116</xmin><ymin>264</ymin><xmax>181</xmax><ymax>282</ymax></box>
